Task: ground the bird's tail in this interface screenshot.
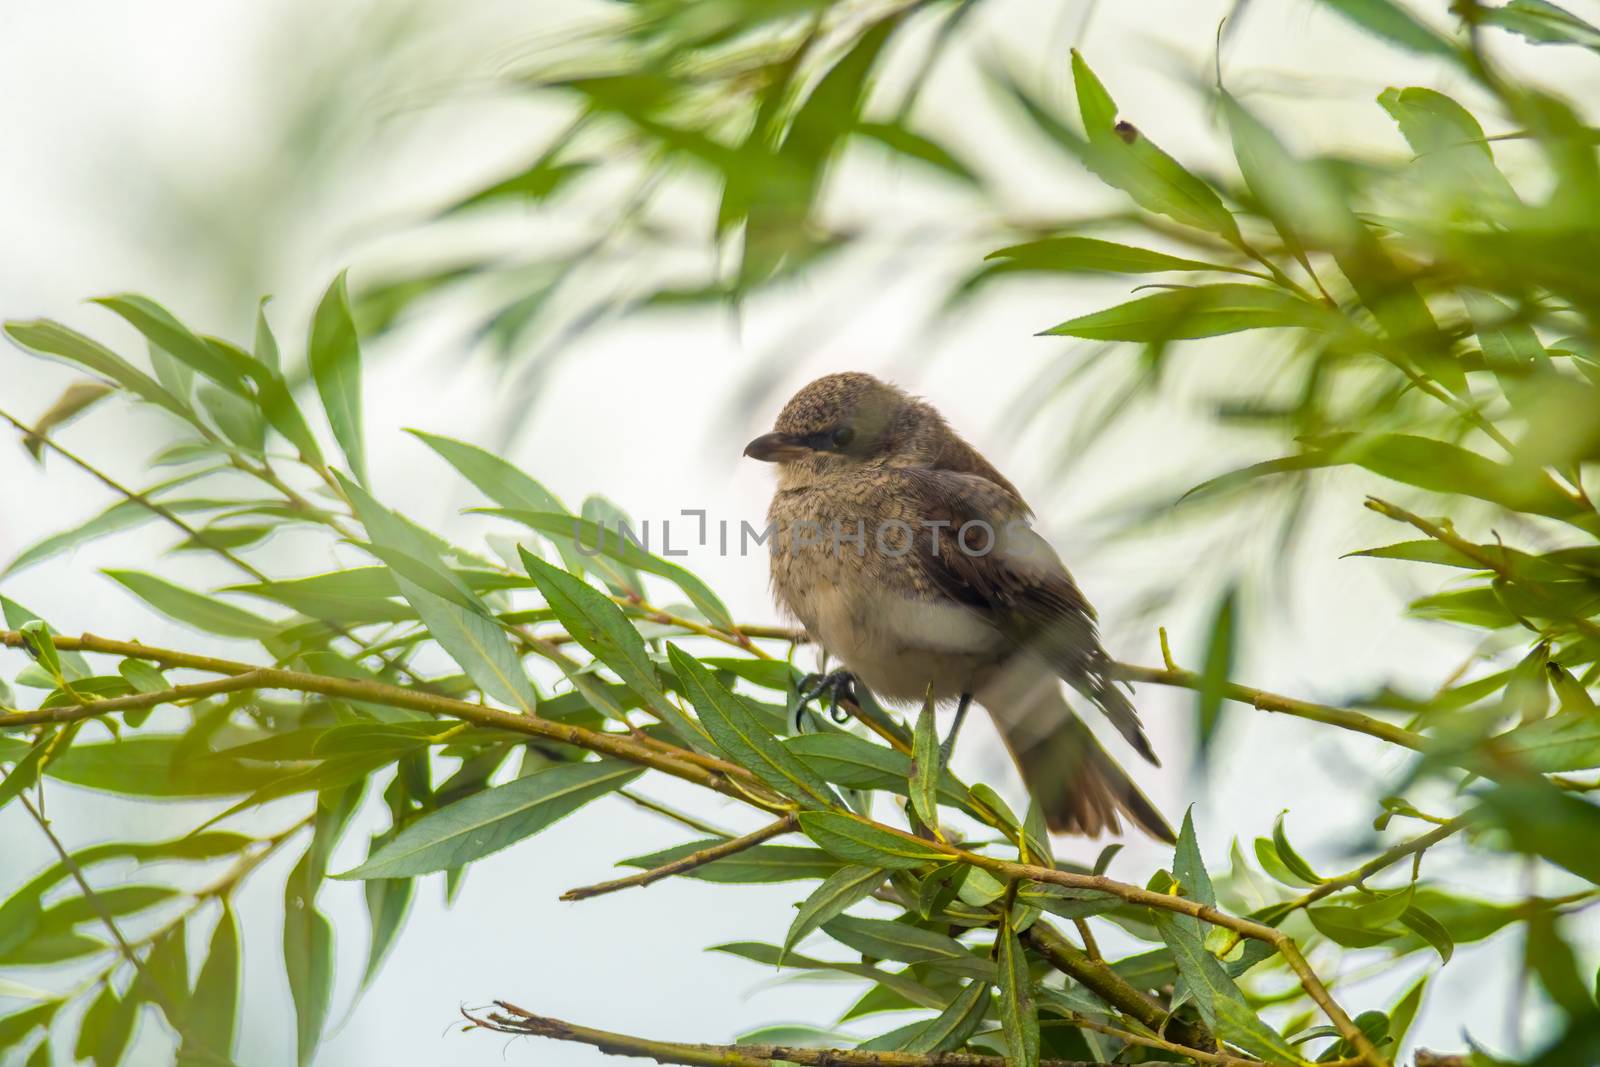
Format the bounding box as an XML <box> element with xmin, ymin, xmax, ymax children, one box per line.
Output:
<box><xmin>979</xmin><ymin>661</ymin><xmax>1174</xmax><ymax>843</ymax></box>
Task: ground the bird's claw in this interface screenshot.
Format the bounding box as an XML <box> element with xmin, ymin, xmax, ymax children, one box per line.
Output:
<box><xmin>791</xmin><ymin>669</ymin><xmax>857</xmax><ymax>733</ymax></box>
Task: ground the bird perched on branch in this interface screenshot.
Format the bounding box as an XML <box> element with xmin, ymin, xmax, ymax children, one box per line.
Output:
<box><xmin>745</xmin><ymin>372</ymin><xmax>1172</xmax><ymax>841</ymax></box>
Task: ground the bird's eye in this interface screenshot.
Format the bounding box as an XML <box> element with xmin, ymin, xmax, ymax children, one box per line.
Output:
<box><xmin>831</xmin><ymin>426</ymin><xmax>856</xmax><ymax>448</ymax></box>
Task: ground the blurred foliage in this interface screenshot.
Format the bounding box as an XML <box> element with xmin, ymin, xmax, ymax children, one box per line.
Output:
<box><xmin>5</xmin><ymin>1</ymin><xmax>1600</xmax><ymax>1066</ymax></box>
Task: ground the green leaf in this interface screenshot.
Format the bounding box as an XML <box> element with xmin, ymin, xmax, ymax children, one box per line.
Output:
<box><xmin>910</xmin><ymin>693</ymin><xmax>940</xmax><ymax>828</ymax></box>
<box><xmin>361</xmin><ymin>864</ymin><xmax>414</xmax><ymax>989</ymax></box>
<box><xmin>1398</xmin><ymin>905</ymin><xmax>1454</xmax><ymax>963</ymax></box>
<box><xmin>1483</xmin><ymin>0</ymin><xmax>1600</xmax><ymax>48</ymax></box>
<box><xmin>1320</xmin><ymin>0</ymin><xmax>1463</xmax><ymax>60</ymax></box>
<box><xmin>338</xmin><ymin>474</ymin><xmax>538</xmax><ymax>711</ymax></box>
<box><xmin>1068</xmin><ymin>51</ymin><xmax>1240</xmax><ymax>241</ymax></box>
<box><xmin>890</xmin><ymin>980</ymin><xmax>992</xmax><ymax>1054</ymax></box>
<box><xmin>1153</xmin><ymin>909</ymin><xmax>1293</xmax><ymax>1059</ymax></box>
<box><xmin>476</xmin><ymin>510</ymin><xmax>733</xmax><ymax>629</ymax></box>
<box><xmin>19</xmin><ymin>620</ymin><xmax>64</xmax><ymax>683</ymax></box>
<box><xmin>1043</xmin><ymin>284</ymin><xmax>1323</xmax><ymax>341</ymax></box>
<box><xmin>409</xmin><ymin>430</ymin><xmax>569</xmax><ymax>514</ymax></box>
<box><xmin>669</xmin><ymin>645</ymin><xmax>840</xmax><ymax>809</ymax></box>
<box><xmin>523</xmin><ymin>550</ymin><xmax>701</xmax><ymax>737</ymax></box>
<box><xmin>620</xmin><ymin>840</ymin><xmax>842</xmax><ymax>883</ymax></box>
<box><xmin>1477</xmin><ymin>776</ymin><xmax>1600</xmax><ymax>884</ymax></box>
<box><xmin>141</xmin><ymin>920</ymin><xmax>191</xmax><ymax>1029</ymax></box>
<box><xmin>3</xmin><ymin>497</ymin><xmax>206</xmax><ymax>577</ymax></box>
<box><xmin>798</xmin><ymin>811</ymin><xmax>948</xmax><ymax>870</ymax></box>
<box><xmin>1387</xmin><ymin>974</ymin><xmax>1427</xmax><ymax>1051</ymax></box>
<box><xmin>37</xmin><ymin>885</ymin><xmax>178</xmax><ymax>930</ymax></box>
<box><xmin>118</xmin><ymin>658</ymin><xmax>171</xmax><ymax>695</ymax></box>
<box><xmin>77</xmin><ymin>982</ymin><xmax>136</xmax><ymax>1067</ymax></box>
<box><xmin>985</xmin><ymin>236</ymin><xmax>1227</xmax><ymax>274</ymax></box>
<box><xmin>1171</xmin><ymin>808</ymin><xmax>1216</xmax><ymax>940</ymax></box>
<box><xmin>0</xmin><ymin>735</ymin><xmax>51</xmax><ymax>812</ymax></box>
<box><xmin>338</xmin><ymin>759</ymin><xmax>641</xmax><ymax>878</ymax></box>
<box><xmin>283</xmin><ymin>863</ymin><xmax>334</xmax><ymax>1067</ymax></box>
<box><xmin>1196</xmin><ymin>590</ymin><xmax>1236</xmax><ymax>762</ymax></box>
<box><xmin>1307</xmin><ymin>904</ymin><xmax>1401</xmax><ymax>948</ymax></box>
<box><xmin>40</xmin><ymin>736</ymin><xmax>281</xmax><ymax>798</ymax></box>
<box><xmin>181</xmin><ymin>902</ymin><xmax>240</xmax><ymax>1064</ymax></box>
<box><xmin>712</xmin><ymin>941</ymin><xmax>946</xmax><ymax>1010</ymax></box>
<box><xmin>823</xmin><ymin>915</ymin><xmax>994</xmax><ymax>980</ymax></box>
<box><xmin>1493</xmin><ymin>707</ymin><xmax>1600</xmax><ymax>772</ymax></box>
<box><xmin>1271</xmin><ymin>812</ymin><xmax>1324</xmax><ymax>885</ymax></box>
<box><xmin>90</xmin><ymin>294</ymin><xmax>247</xmax><ymax>394</ymax></box>
<box><xmin>308</xmin><ymin>271</ymin><xmax>367</xmax><ymax>484</ymax></box>
<box><xmin>784</xmin><ymin>865</ymin><xmax>885</xmax><ymax>957</ymax></box>
<box><xmin>1525</xmin><ymin>911</ymin><xmax>1593</xmax><ymax>1017</ymax></box>
<box><xmin>996</xmin><ymin>917</ymin><xmax>1038</xmax><ymax>1067</ymax></box>
<box><xmin>4</xmin><ymin>319</ymin><xmax>191</xmax><ymax>420</ymax></box>
<box><xmin>104</xmin><ymin>570</ymin><xmax>279</xmax><ymax>640</ymax></box>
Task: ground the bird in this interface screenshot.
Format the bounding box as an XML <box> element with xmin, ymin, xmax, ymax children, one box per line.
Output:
<box><xmin>744</xmin><ymin>371</ymin><xmax>1173</xmax><ymax>842</ymax></box>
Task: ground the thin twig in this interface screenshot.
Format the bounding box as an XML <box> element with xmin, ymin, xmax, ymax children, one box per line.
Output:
<box><xmin>561</xmin><ymin>813</ymin><xmax>798</xmax><ymax>900</ymax></box>
<box><xmin>464</xmin><ymin>1002</ymin><xmax>1114</xmax><ymax>1067</ymax></box>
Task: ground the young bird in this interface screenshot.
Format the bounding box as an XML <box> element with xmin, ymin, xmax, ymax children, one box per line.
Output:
<box><xmin>745</xmin><ymin>372</ymin><xmax>1173</xmax><ymax>842</ymax></box>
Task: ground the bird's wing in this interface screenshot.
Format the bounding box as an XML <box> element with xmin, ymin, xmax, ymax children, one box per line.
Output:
<box><xmin>887</xmin><ymin>466</ymin><xmax>1157</xmax><ymax>765</ymax></box>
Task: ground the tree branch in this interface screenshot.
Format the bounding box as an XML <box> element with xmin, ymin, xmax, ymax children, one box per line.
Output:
<box><xmin>0</xmin><ymin>631</ymin><xmax>782</xmax><ymax>811</ymax></box>
<box><xmin>562</xmin><ymin>814</ymin><xmax>798</xmax><ymax>901</ymax></box>
<box><xmin>463</xmin><ymin>1002</ymin><xmax>1114</xmax><ymax>1067</ymax></box>
<box><xmin>1108</xmin><ymin>662</ymin><xmax>1427</xmax><ymax>752</ymax></box>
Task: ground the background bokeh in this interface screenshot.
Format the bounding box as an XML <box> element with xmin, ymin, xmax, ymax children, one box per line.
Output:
<box><xmin>4</xmin><ymin>1</ymin><xmax>1600</xmax><ymax>1063</ymax></box>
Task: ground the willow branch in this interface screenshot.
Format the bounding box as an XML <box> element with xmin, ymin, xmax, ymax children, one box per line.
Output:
<box><xmin>0</xmin><ymin>632</ymin><xmax>779</xmax><ymax>811</ymax></box>
<box><xmin>463</xmin><ymin>1003</ymin><xmax>1113</xmax><ymax>1067</ymax></box>
<box><xmin>1290</xmin><ymin>815</ymin><xmax>1473</xmax><ymax>910</ymax></box>
<box><xmin>1108</xmin><ymin>662</ymin><xmax>1427</xmax><ymax>752</ymax></box>
<box><xmin>561</xmin><ymin>814</ymin><xmax>798</xmax><ymax>901</ymax></box>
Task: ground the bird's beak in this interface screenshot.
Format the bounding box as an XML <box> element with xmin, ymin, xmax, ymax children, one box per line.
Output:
<box><xmin>743</xmin><ymin>432</ymin><xmax>810</xmax><ymax>463</ymax></box>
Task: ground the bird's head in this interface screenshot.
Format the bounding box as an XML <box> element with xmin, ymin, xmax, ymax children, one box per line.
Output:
<box><xmin>744</xmin><ymin>372</ymin><xmax>939</xmax><ymax>480</ymax></box>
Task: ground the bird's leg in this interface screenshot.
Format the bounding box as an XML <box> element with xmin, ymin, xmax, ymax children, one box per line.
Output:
<box><xmin>790</xmin><ymin>669</ymin><xmax>857</xmax><ymax>733</ymax></box>
<box><xmin>938</xmin><ymin>692</ymin><xmax>973</xmax><ymax>765</ymax></box>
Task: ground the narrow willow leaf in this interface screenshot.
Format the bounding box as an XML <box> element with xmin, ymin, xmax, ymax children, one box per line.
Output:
<box><xmin>798</xmin><ymin>812</ymin><xmax>948</xmax><ymax>869</ymax></box>
<box><xmin>1320</xmin><ymin>0</ymin><xmax>1463</xmax><ymax>60</ymax></box>
<box><xmin>1307</xmin><ymin>904</ymin><xmax>1401</xmax><ymax>948</ymax></box>
<box><xmin>308</xmin><ymin>271</ymin><xmax>367</xmax><ymax>483</ymax></box>
<box><xmin>784</xmin><ymin>866</ymin><xmax>885</xmax><ymax>957</ymax></box>
<box><xmin>854</xmin><ymin>122</ymin><xmax>976</xmax><ymax>182</ymax></box>
<box><xmin>283</xmin><ymin>862</ymin><xmax>333</xmax><ymax>1067</ymax></box>
<box><xmin>1494</xmin><ymin>706</ymin><xmax>1600</xmax><ymax>771</ymax></box>
<box><xmin>986</xmin><ymin>236</ymin><xmax>1226</xmax><ymax>274</ymax></box>
<box><xmin>910</xmin><ymin>693</ymin><xmax>939</xmax><ymax>828</ymax></box>
<box><xmin>824</xmin><ymin>915</ymin><xmax>994</xmax><ymax>980</ymax></box>
<box><xmin>1398</xmin><ymin>905</ymin><xmax>1454</xmax><ymax>963</ymax></box>
<box><xmin>338</xmin><ymin>474</ymin><xmax>537</xmax><ymax>710</ymax></box>
<box><xmin>1171</xmin><ymin>807</ymin><xmax>1216</xmax><ymax>941</ymax></box>
<box><xmin>0</xmin><ymin>735</ymin><xmax>50</xmax><ymax>811</ymax></box>
<box><xmin>104</xmin><ymin>570</ymin><xmax>279</xmax><ymax>640</ymax></box>
<box><xmin>91</xmin><ymin>294</ymin><xmax>247</xmax><ymax>394</ymax></box>
<box><xmin>1196</xmin><ymin>590</ymin><xmax>1236</xmax><ymax>762</ymax></box>
<box><xmin>713</xmin><ymin>941</ymin><xmax>946</xmax><ymax>1010</ymax></box>
<box><xmin>1044</xmin><ymin>284</ymin><xmax>1323</xmax><ymax>341</ymax></box>
<box><xmin>1068</xmin><ymin>51</ymin><xmax>1240</xmax><ymax>241</ymax></box>
<box><xmin>477</xmin><ymin>510</ymin><xmax>733</xmax><ymax>628</ymax></box>
<box><xmin>1387</xmin><ymin>974</ymin><xmax>1427</xmax><ymax>1050</ymax></box>
<box><xmin>40</xmin><ymin>736</ymin><xmax>281</xmax><ymax>798</ymax></box>
<box><xmin>361</xmin><ymin>853</ymin><xmax>414</xmax><ymax>988</ymax></box>
<box><xmin>37</xmin><ymin>885</ymin><xmax>178</xmax><ymax>930</ymax></box>
<box><xmin>181</xmin><ymin>902</ymin><xmax>239</xmax><ymax>1064</ymax></box>
<box><xmin>669</xmin><ymin>645</ymin><xmax>840</xmax><ymax>809</ymax></box>
<box><xmin>1152</xmin><ymin>909</ymin><xmax>1291</xmax><ymax>1058</ymax></box>
<box><xmin>916</xmin><ymin>981</ymin><xmax>992</xmax><ymax>1053</ymax></box>
<box><xmin>997</xmin><ymin>918</ymin><xmax>1038</xmax><ymax>1067</ymax></box>
<box><xmin>522</xmin><ymin>550</ymin><xmax>701</xmax><ymax>738</ymax></box>
<box><xmin>338</xmin><ymin>760</ymin><xmax>641</xmax><ymax>878</ymax></box>
<box><xmin>1271</xmin><ymin>812</ymin><xmax>1324</xmax><ymax>884</ymax></box>
<box><xmin>621</xmin><ymin>841</ymin><xmax>840</xmax><ymax>883</ymax></box>
<box><xmin>409</xmin><ymin>430</ymin><xmax>569</xmax><ymax>514</ymax></box>
<box><xmin>20</xmin><ymin>380</ymin><xmax>114</xmax><ymax>460</ymax></box>
<box><xmin>4</xmin><ymin>320</ymin><xmax>191</xmax><ymax>420</ymax></box>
